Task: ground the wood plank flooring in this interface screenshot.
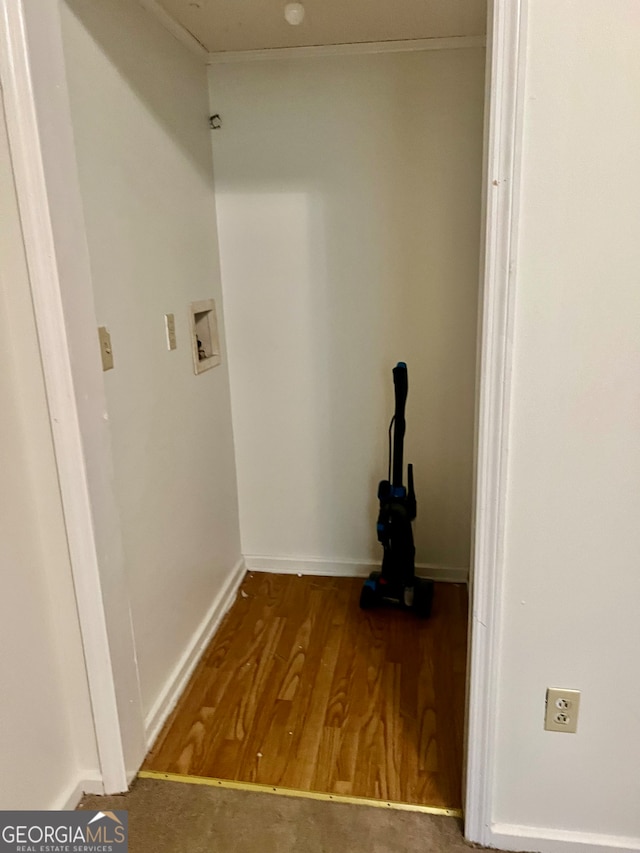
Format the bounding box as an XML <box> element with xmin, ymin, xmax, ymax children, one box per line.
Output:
<box><xmin>144</xmin><ymin>574</ymin><xmax>468</xmax><ymax>809</ymax></box>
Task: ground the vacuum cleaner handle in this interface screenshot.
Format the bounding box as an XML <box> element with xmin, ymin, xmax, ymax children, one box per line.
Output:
<box><xmin>393</xmin><ymin>362</ymin><xmax>408</xmax><ymax>419</ymax></box>
<box><xmin>392</xmin><ymin>362</ymin><xmax>408</xmax><ymax>487</ymax></box>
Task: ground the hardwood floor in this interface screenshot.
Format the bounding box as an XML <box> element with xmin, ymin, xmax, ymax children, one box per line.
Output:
<box><xmin>144</xmin><ymin>574</ymin><xmax>468</xmax><ymax>809</ymax></box>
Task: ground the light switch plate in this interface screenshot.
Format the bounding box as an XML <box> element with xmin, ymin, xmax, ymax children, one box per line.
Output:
<box><xmin>98</xmin><ymin>326</ymin><xmax>114</xmax><ymax>371</ymax></box>
<box><xmin>165</xmin><ymin>313</ymin><xmax>177</xmax><ymax>350</ymax></box>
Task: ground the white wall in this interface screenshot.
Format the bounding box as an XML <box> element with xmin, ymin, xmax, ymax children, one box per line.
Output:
<box><xmin>60</xmin><ymin>0</ymin><xmax>242</xmax><ymax>722</ymax></box>
<box><xmin>0</xmin><ymin>91</ymin><xmax>99</xmax><ymax>808</ymax></box>
<box><xmin>493</xmin><ymin>0</ymin><xmax>640</xmax><ymax>845</ymax></box>
<box><xmin>209</xmin><ymin>48</ymin><xmax>485</xmax><ymax>574</ymax></box>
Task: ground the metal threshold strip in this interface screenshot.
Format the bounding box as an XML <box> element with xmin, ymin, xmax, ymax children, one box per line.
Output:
<box><xmin>137</xmin><ymin>770</ymin><xmax>463</xmax><ymax>818</ymax></box>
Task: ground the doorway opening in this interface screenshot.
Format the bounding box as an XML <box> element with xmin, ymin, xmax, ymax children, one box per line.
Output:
<box><xmin>137</xmin><ymin>7</ymin><xmax>486</xmax><ymax>812</ymax></box>
<box><xmin>4</xmin><ymin>0</ymin><xmax>522</xmax><ymax>834</ymax></box>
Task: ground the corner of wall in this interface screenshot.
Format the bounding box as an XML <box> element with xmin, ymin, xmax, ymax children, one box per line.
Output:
<box><xmin>144</xmin><ymin>557</ymin><xmax>246</xmax><ymax>750</ymax></box>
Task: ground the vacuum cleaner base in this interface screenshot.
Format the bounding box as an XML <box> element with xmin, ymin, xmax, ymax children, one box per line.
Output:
<box><xmin>359</xmin><ymin>571</ymin><xmax>434</xmax><ymax>618</ymax></box>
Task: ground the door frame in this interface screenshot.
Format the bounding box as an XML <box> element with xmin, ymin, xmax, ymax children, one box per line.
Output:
<box><xmin>0</xmin><ymin>0</ymin><xmax>526</xmax><ymax>836</ymax></box>
<box><xmin>0</xmin><ymin>0</ymin><xmax>146</xmax><ymax>793</ymax></box>
<box><xmin>464</xmin><ymin>0</ymin><xmax>527</xmax><ymax>844</ymax></box>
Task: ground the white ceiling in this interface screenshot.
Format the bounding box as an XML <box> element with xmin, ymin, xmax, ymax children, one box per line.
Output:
<box><xmin>153</xmin><ymin>0</ymin><xmax>487</xmax><ymax>54</ymax></box>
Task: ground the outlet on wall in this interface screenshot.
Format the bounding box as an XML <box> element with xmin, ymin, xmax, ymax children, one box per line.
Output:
<box><xmin>545</xmin><ymin>687</ymin><xmax>581</xmax><ymax>733</ymax></box>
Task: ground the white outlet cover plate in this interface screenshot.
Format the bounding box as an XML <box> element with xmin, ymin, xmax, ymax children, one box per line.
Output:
<box><xmin>545</xmin><ymin>687</ymin><xmax>581</xmax><ymax>733</ymax></box>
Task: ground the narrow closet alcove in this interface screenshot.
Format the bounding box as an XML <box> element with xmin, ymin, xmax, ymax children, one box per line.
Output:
<box><xmin>144</xmin><ymin>21</ymin><xmax>485</xmax><ymax>812</ymax></box>
<box><xmin>59</xmin><ymin>0</ymin><xmax>487</xmax><ymax>816</ymax></box>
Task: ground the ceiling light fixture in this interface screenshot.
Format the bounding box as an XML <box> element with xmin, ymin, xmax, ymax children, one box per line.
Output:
<box><xmin>284</xmin><ymin>2</ymin><xmax>305</xmax><ymax>25</ymax></box>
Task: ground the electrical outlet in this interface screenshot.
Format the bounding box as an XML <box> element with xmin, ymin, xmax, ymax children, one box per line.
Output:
<box><xmin>545</xmin><ymin>688</ymin><xmax>580</xmax><ymax>733</ymax></box>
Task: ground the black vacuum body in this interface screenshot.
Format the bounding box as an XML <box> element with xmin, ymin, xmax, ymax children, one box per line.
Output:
<box><xmin>360</xmin><ymin>362</ymin><xmax>434</xmax><ymax>617</ymax></box>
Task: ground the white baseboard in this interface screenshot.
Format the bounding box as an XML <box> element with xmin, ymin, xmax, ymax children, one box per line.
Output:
<box><xmin>243</xmin><ymin>554</ymin><xmax>467</xmax><ymax>583</ymax></box>
<box><xmin>56</xmin><ymin>775</ymin><xmax>105</xmax><ymax>810</ymax></box>
<box><xmin>488</xmin><ymin>823</ymin><xmax>640</xmax><ymax>853</ymax></box>
<box><xmin>144</xmin><ymin>557</ymin><xmax>247</xmax><ymax>749</ymax></box>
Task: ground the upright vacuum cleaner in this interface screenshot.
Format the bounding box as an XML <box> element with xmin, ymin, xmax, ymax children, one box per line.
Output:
<box><xmin>360</xmin><ymin>362</ymin><xmax>434</xmax><ymax>617</ymax></box>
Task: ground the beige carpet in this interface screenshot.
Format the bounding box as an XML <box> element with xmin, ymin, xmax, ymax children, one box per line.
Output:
<box><xmin>79</xmin><ymin>778</ymin><xmax>476</xmax><ymax>853</ymax></box>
